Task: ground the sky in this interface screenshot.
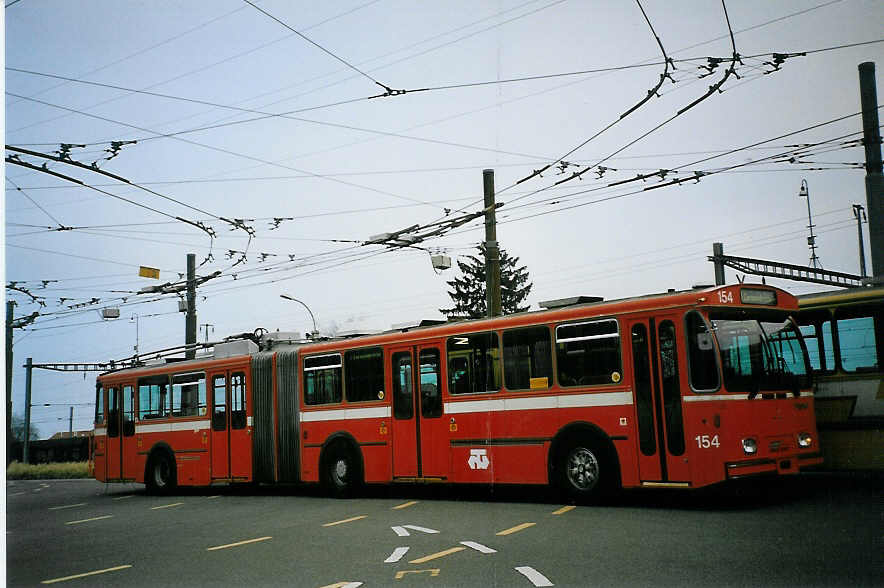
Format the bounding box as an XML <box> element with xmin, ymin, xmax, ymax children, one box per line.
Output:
<box><xmin>3</xmin><ymin>0</ymin><xmax>882</xmax><ymax>438</ymax></box>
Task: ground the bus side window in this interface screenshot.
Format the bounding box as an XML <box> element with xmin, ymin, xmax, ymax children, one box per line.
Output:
<box><xmin>303</xmin><ymin>354</ymin><xmax>343</xmax><ymax>405</ymax></box>
<box><xmin>556</xmin><ymin>319</ymin><xmax>622</xmax><ymax>386</ymax></box>
<box><xmin>231</xmin><ymin>372</ymin><xmax>247</xmax><ymax>429</ymax></box>
<box><xmin>447</xmin><ymin>332</ymin><xmax>500</xmax><ymax>395</ymax></box>
<box><xmin>836</xmin><ymin>314</ymin><xmax>881</xmax><ymax>373</ymax></box>
<box><xmin>503</xmin><ymin>326</ymin><xmax>552</xmax><ymax>391</ymax></box>
<box><xmin>345</xmin><ymin>347</ymin><xmax>385</xmax><ymax>402</ymax></box>
<box><xmin>138</xmin><ymin>376</ymin><xmax>168</xmax><ymax>420</ymax></box>
<box><xmin>95</xmin><ymin>385</ymin><xmax>105</xmax><ymax>425</ymax></box>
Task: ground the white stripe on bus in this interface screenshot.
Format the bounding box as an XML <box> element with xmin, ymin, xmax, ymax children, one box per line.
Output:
<box><xmin>444</xmin><ymin>391</ymin><xmax>633</xmax><ymax>414</ymax></box>
<box><xmin>135</xmin><ymin>421</ymin><xmax>211</xmax><ymax>434</ymax></box>
<box><xmin>300</xmin><ymin>406</ymin><xmax>392</xmax><ymax>422</ymax></box>
<box><xmin>682</xmin><ymin>391</ymin><xmax>813</xmax><ymax>403</ymax></box>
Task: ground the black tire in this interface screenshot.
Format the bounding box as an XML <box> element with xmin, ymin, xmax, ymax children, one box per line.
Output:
<box><xmin>145</xmin><ymin>452</ymin><xmax>176</xmax><ymax>495</ymax></box>
<box><xmin>556</xmin><ymin>441</ymin><xmax>609</xmax><ymax>503</ymax></box>
<box><xmin>322</xmin><ymin>443</ymin><xmax>361</xmax><ymax>498</ymax></box>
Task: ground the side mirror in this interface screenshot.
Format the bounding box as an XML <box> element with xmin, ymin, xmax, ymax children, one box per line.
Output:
<box><xmin>696</xmin><ymin>333</ymin><xmax>714</xmax><ymax>351</ymax></box>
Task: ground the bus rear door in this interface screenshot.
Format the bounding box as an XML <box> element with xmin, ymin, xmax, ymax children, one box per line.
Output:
<box><xmin>628</xmin><ymin>315</ymin><xmax>691</xmax><ymax>485</ymax></box>
<box><xmin>390</xmin><ymin>344</ymin><xmax>447</xmax><ymax>479</ymax></box>
<box><xmin>106</xmin><ymin>387</ymin><xmax>121</xmax><ymax>481</ymax></box>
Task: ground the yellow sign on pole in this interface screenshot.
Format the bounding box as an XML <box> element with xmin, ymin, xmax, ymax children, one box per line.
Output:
<box><xmin>139</xmin><ymin>266</ymin><xmax>160</xmax><ymax>279</ymax></box>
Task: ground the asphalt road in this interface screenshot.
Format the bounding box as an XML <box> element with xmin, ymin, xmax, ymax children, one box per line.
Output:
<box><xmin>6</xmin><ymin>475</ymin><xmax>881</xmax><ymax>587</ymax></box>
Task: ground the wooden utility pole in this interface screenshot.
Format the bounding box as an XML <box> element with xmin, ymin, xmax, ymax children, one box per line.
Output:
<box><xmin>185</xmin><ymin>253</ymin><xmax>197</xmax><ymax>359</ymax></box>
<box><xmin>6</xmin><ymin>301</ymin><xmax>14</xmax><ymax>465</ymax></box>
<box><xmin>483</xmin><ymin>169</ymin><xmax>502</xmax><ymax>318</ymax></box>
<box><xmin>858</xmin><ymin>62</ymin><xmax>883</xmax><ymax>281</ymax></box>
<box><xmin>23</xmin><ymin>357</ymin><xmax>32</xmax><ymax>463</ymax></box>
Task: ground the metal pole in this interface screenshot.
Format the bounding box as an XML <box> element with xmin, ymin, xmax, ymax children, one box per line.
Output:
<box><xmin>483</xmin><ymin>169</ymin><xmax>501</xmax><ymax>318</ymax></box>
<box><xmin>853</xmin><ymin>204</ymin><xmax>868</xmax><ymax>278</ymax></box>
<box><xmin>23</xmin><ymin>357</ymin><xmax>32</xmax><ymax>463</ymax></box>
<box><xmin>713</xmin><ymin>242</ymin><xmax>725</xmax><ymax>286</ymax></box>
<box><xmin>185</xmin><ymin>253</ymin><xmax>196</xmax><ymax>359</ymax></box>
<box><xmin>858</xmin><ymin>62</ymin><xmax>883</xmax><ymax>281</ymax></box>
<box><xmin>799</xmin><ymin>179</ymin><xmax>821</xmax><ymax>268</ymax></box>
<box><xmin>6</xmin><ymin>301</ymin><xmax>14</xmax><ymax>465</ymax></box>
<box><xmin>69</xmin><ymin>406</ymin><xmax>73</xmax><ymax>436</ymax></box>
<box><xmin>279</xmin><ymin>295</ymin><xmax>318</xmax><ymax>338</ymax></box>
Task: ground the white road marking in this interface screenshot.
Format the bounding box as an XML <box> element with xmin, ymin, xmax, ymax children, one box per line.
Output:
<box><xmin>112</xmin><ymin>495</ymin><xmax>135</xmax><ymax>501</ymax></box>
<box><xmin>41</xmin><ymin>564</ymin><xmax>132</xmax><ymax>584</ymax></box>
<box><xmin>402</xmin><ymin>524</ymin><xmax>439</xmax><ymax>534</ymax></box>
<box><xmin>65</xmin><ymin>515</ymin><xmax>113</xmax><ymax>525</ymax></box>
<box><xmin>384</xmin><ymin>547</ymin><xmax>410</xmax><ymax>563</ymax></box>
<box><xmin>318</xmin><ymin>582</ymin><xmax>363</xmax><ymax>588</ymax></box>
<box><xmin>49</xmin><ymin>503</ymin><xmax>87</xmax><ymax>511</ymax></box>
<box><xmin>515</xmin><ymin>566</ymin><xmax>554</xmax><ymax>587</ymax></box>
<box><xmin>151</xmin><ymin>502</ymin><xmax>184</xmax><ymax>510</ymax></box>
<box><xmin>392</xmin><ymin>526</ymin><xmax>410</xmax><ymax>537</ymax></box>
<box><xmin>461</xmin><ymin>541</ymin><xmax>497</xmax><ymax>554</ymax></box>
<box><xmin>8</xmin><ymin>492</ymin><xmax>25</xmax><ymax>497</ymax></box>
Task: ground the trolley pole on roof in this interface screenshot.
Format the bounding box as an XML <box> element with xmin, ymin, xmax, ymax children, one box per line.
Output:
<box><xmin>185</xmin><ymin>253</ymin><xmax>197</xmax><ymax>359</ymax></box>
<box><xmin>858</xmin><ymin>62</ymin><xmax>883</xmax><ymax>282</ymax></box>
<box><xmin>483</xmin><ymin>169</ymin><xmax>502</xmax><ymax>318</ymax></box>
<box><xmin>853</xmin><ymin>204</ymin><xmax>868</xmax><ymax>278</ymax></box>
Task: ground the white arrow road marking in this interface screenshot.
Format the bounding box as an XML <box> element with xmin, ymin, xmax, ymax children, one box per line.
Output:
<box><xmin>402</xmin><ymin>524</ymin><xmax>439</xmax><ymax>534</ymax></box>
<box><xmin>460</xmin><ymin>541</ymin><xmax>497</xmax><ymax>554</ymax></box>
<box><xmin>384</xmin><ymin>547</ymin><xmax>410</xmax><ymax>563</ymax></box>
<box><xmin>391</xmin><ymin>526</ymin><xmax>410</xmax><ymax>537</ymax></box>
<box><xmin>515</xmin><ymin>566</ymin><xmax>554</xmax><ymax>587</ymax></box>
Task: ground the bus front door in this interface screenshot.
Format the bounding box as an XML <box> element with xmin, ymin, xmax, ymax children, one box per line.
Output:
<box><xmin>629</xmin><ymin>316</ymin><xmax>691</xmax><ymax>485</ymax></box>
<box><xmin>106</xmin><ymin>387</ymin><xmax>121</xmax><ymax>481</ymax></box>
<box><xmin>211</xmin><ymin>371</ymin><xmax>252</xmax><ymax>481</ymax></box>
<box><xmin>390</xmin><ymin>344</ymin><xmax>447</xmax><ymax>479</ymax></box>
<box><xmin>120</xmin><ymin>385</ymin><xmax>137</xmax><ymax>481</ymax></box>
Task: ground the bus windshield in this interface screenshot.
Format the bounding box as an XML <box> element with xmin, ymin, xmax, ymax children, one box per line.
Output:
<box><xmin>711</xmin><ymin>315</ymin><xmax>811</xmax><ymax>394</ymax></box>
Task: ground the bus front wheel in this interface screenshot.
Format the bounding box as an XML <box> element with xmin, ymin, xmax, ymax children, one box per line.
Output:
<box><xmin>146</xmin><ymin>452</ymin><xmax>176</xmax><ymax>495</ymax></box>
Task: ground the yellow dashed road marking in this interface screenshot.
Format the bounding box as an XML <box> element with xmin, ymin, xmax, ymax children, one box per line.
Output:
<box><xmin>42</xmin><ymin>565</ymin><xmax>131</xmax><ymax>584</ymax></box>
<box><xmin>409</xmin><ymin>546</ymin><xmax>466</xmax><ymax>564</ymax></box>
<box><xmin>552</xmin><ymin>505</ymin><xmax>576</xmax><ymax>515</ymax></box>
<box><xmin>207</xmin><ymin>536</ymin><xmax>272</xmax><ymax>551</ymax></box>
<box><xmin>322</xmin><ymin>515</ymin><xmax>367</xmax><ymax>527</ymax></box>
<box><xmin>65</xmin><ymin>515</ymin><xmax>113</xmax><ymax>526</ymax></box>
<box><xmin>112</xmin><ymin>495</ymin><xmax>134</xmax><ymax>501</ymax></box>
<box><xmin>496</xmin><ymin>522</ymin><xmax>536</xmax><ymax>536</ymax></box>
<box><xmin>395</xmin><ymin>569</ymin><xmax>440</xmax><ymax>579</ymax></box>
<box><xmin>151</xmin><ymin>502</ymin><xmax>184</xmax><ymax>510</ymax></box>
<box><xmin>392</xmin><ymin>500</ymin><xmax>418</xmax><ymax>510</ymax></box>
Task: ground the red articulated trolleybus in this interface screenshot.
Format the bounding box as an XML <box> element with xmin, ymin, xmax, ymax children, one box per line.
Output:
<box><xmin>93</xmin><ymin>284</ymin><xmax>822</xmax><ymax>500</ymax></box>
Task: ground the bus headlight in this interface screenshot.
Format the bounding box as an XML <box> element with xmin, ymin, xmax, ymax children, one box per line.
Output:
<box><xmin>742</xmin><ymin>437</ymin><xmax>758</xmax><ymax>455</ymax></box>
<box><xmin>797</xmin><ymin>432</ymin><xmax>813</xmax><ymax>448</ymax></box>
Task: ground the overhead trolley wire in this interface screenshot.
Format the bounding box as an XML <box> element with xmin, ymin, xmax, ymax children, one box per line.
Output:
<box><xmin>241</xmin><ymin>0</ymin><xmax>397</xmax><ymax>95</ymax></box>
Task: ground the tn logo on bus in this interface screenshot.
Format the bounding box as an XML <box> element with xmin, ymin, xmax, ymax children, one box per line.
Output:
<box><xmin>468</xmin><ymin>449</ymin><xmax>490</xmax><ymax>470</ymax></box>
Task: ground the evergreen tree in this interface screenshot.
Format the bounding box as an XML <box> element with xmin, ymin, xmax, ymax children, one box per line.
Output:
<box><xmin>440</xmin><ymin>244</ymin><xmax>532</xmax><ymax>319</ymax></box>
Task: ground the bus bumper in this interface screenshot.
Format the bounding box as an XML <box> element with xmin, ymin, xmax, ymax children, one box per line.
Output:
<box><xmin>725</xmin><ymin>452</ymin><xmax>823</xmax><ymax>479</ymax></box>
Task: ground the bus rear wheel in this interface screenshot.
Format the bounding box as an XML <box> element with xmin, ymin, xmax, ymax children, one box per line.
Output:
<box><xmin>556</xmin><ymin>441</ymin><xmax>607</xmax><ymax>503</ymax></box>
<box><xmin>146</xmin><ymin>452</ymin><xmax>176</xmax><ymax>495</ymax></box>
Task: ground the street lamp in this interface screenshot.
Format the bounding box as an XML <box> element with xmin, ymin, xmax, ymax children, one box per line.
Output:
<box><xmin>798</xmin><ymin>179</ymin><xmax>822</xmax><ymax>269</ymax></box>
<box><xmin>279</xmin><ymin>295</ymin><xmax>319</xmax><ymax>339</ymax></box>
